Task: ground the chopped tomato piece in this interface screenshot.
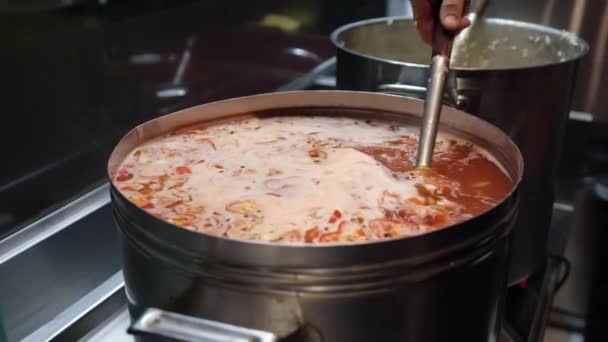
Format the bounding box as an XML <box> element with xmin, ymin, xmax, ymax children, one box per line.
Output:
<box><xmin>130</xmin><ymin>196</ymin><xmax>151</xmax><ymax>208</ymax></box>
<box><xmin>196</xmin><ymin>138</ymin><xmax>216</xmax><ymax>150</ymax></box>
<box><xmin>305</xmin><ymin>227</ymin><xmax>320</xmax><ymax>242</ymax></box>
<box><xmin>387</xmin><ymin>136</ymin><xmax>417</xmax><ymax>146</ymax></box>
<box><xmin>277</xmin><ymin>230</ymin><xmax>302</xmax><ymax>242</ymax></box>
<box><xmin>422</xmin><ymin>210</ymin><xmax>448</xmax><ymax>227</ymax></box>
<box><xmin>348</xmin><ymin>229</ymin><xmax>368</xmax><ymax>241</ymax></box>
<box><xmin>407</xmin><ymin>197</ymin><xmax>426</xmax><ymax>206</ymax></box>
<box><xmin>165</xmin><ymin>200</ymin><xmax>183</xmax><ymax>209</ymax></box>
<box><xmin>256</xmin><ymin>137</ymin><xmax>287</xmax><ymax>144</ymax></box>
<box><xmin>308</xmin><ymin>148</ymin><xmax>327</xmax><ymax>161</ymax></box>
<box><xmin>169</xmin><ymin>213</ymin><xmax>198</xmax><ymax>226</ymax></box>
<box><xmin>157</xmin><ymin>175</ymin><xmax>169</xmax><ymax>185</ymax></box>
<box><xmin>267</xmin><ymin>168</ymin><xmax>283</xmax><ymax>176</ymax></box>
<box><xmin>327</xmin><ymin>209</ymin><xmax>342</xmax><ymax>223</ymax></box>
<box><xmin>176</xmin><ymin>166</ymin><xmax>192</xmax><ymax>175</ymax></box>
<box><xmin>226</xmin><ymin>200</ymin><xmax>259</xmax><ymax>214</ymax></box>
<box><xmin>369</xmin><ymin>218</ymin><xmax>404</xmax><ymax>239</ymax></box>
<box><xmin>416</xmin><ymin>184</ymin><xmax>433</xmax><ymax>197</ymax></box>
<box><xmin>116</xmin><ymin>169</ymin><xmax>133</xmax><ymax>182</ymax></box>
<box><xmin>319</xmin><ymin>231</ymin><xmax>339</xmax><ymax>242</ymax></box>
<box><xmin>319</xmin><ymin>223</ymin><xmax>344</xmax><ymax>242</ymax></box>
<box><xmin>168</xmin><ymin>182</ymin><xmax>185</xmax><ymax>189</ymax></box>
<box><xmin>141</xmin><ymin>202</ymin><xmax>155</xmax><ymax>209</ymax></box>
<box><xmin>183</xmin><ymin>206</ymin><xmax>206</xmax><ymax>215</ymax></box>
<box><xmin>137</xmin><ymin>183</ymin><xmax>154</xmax><ymax>195</ymax></box>
<box><xmin>225</xmin><ymin>219</ymin><xmax>258</xmax><ymax>238</ymax></box>
<box><xmin>165</xmin><ymin>152</ymin><xmax>181</xmax><ymax>159</ymax></box>
<box><xmin>396</xmin><ymin>208</ymin><xmax>416</xmax><ymax>223</ymax></box>
<box><xmin>409</xmin><ymin>184</ymin><xmax>440</xmax><ymax>205</ymax></box>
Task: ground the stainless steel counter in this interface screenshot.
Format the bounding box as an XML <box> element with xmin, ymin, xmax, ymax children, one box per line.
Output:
<box><xmin>81</xmin><ymin>307</ymin><xmax>132</xmax><ymax>342</ymax></box>
<box><xmin>0</xmin><ymin>184</ymin><xmax>120</xmax><ymax>341</ymax></box>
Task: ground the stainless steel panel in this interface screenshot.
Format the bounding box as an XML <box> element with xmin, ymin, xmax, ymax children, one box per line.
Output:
<box><xmin>22</xmin><ymin>272</ymin><xmax>124</xmax><ymax>342</ymax></box>
<box><xmin>0</xmin><ymin>202</ymin><xmax>121</xmax><ymax>341</ymax></box>
<box><xmin>0</xmin><ymin>184</ymin><xmax>110</xmax><ymax>264</ymax></box>
<box><xmin>81</xmin><ymin>307</ymin><xmax>132</xmax><ymax>342</ymax></box>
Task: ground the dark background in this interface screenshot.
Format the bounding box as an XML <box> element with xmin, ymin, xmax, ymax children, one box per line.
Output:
<box><xmin>0</xmin><ymin>0</ymin><xmax>383</xmax><ymax>239</ymax></box>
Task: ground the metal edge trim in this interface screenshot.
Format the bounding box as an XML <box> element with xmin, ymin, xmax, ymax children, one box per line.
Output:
<box><xmin>0</xmin><ymin>183</ymin><xmax>110</xmax><ymax>265</ymax></box>
<box><xmin>568</xmin><ymin>111</ymin><xmax>594</xmax><ymax>122</ymax></box>
<box><xmin>275</xmin><ymin>57</ymin><xmax>336</xmax><ymax>92</ymax></box>
<box><xmin>21</xmin><ymin>271</ymin><xmax>124</xmax><ymax>342</ymax></box>
<box><xmin>553</xmin><ymin>202</ymin><xmax>575</xmax><ymax>212</ymax></box>
<box><xmin>129</xmin><ymin>308</ymin><xmax>277</xmax><ymax>342</ymax></box>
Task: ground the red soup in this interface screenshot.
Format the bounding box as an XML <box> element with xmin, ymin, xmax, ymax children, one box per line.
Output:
<box><xmin>113</xmin><ymin>115</ymin><xmax>513</xmax><ymax>244</ymax></box>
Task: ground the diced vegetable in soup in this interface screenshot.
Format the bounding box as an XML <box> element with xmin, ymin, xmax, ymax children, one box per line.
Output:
<box><xmin>113</xmin><ymin>116</ymin><xmax>513</xmax><ymax>243</ymax></box>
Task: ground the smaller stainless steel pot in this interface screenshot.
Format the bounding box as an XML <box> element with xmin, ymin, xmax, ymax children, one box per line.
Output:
<box><xmin>331</xmin><ymin>17</ymin><xmax>588</xmax><ymax>285</ymax></box>
<box><xmin>109</xmin><ymin>91</ymin><xmax>523</xmax><ymax>342</ymax></box>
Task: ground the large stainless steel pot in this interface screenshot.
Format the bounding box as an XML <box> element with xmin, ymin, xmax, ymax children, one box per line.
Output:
<box><xmin>331</xmin><ymin>17</ymin><xmax>588</xmax><ymax>284</ymax></box>
<box><xmin>108</xmin><ymin>91</ymin><xmax>523</xmax><ymax>342</ymax></box>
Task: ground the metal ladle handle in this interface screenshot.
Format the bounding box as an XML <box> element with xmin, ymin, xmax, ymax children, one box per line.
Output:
<box><xmin>415</xmin><ymin>0</ymin><xmax>468</xmax><ymax>168</ymax></box>
<box><xmin>472</xmin><ymin>0</ymin><xmax>490</xmax><ymax>20</ymax></box>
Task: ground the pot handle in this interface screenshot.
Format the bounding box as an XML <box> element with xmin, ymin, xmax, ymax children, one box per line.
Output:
<box><xmin>129</xmin><ymin>308</ymin><xmax>278</xmax><ymax>342</ymax></box>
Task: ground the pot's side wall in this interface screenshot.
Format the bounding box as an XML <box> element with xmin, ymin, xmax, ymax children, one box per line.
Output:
<box><xmin>461</xmin><ymin>63</ymin><xmax>580</xmax><ymax>284</ymax></box>
<box><xmin>120</xmin><ymin>225</ymin><xmax>511</xmax><ymax>342</ymax></box>
<box><xmin>335</xmin><ymin>48</ymin><xmax>429</xmax><ymax>100</ymax></box>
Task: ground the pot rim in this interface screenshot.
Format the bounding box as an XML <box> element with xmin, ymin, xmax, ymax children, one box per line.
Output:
<box><xmin>108</xmin><ymin>90</ymin><xmax>522</xmax><ymax>259</ymax></box>
<box><xmin>330</xmin><ymin>16</ymin><xmax>589</xmax><ymax>72</ymax></box>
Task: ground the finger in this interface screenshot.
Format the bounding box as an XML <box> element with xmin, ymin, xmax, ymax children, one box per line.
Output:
<box><xmin>458</xmin><ymin>17</ymin><xmax>471</xmax><ymax>31</ymax></box>
<box><xmin>440</xmin><ymin>0</ymin><xmax>466</xmax><ymax>31</ymax></box>
<box><xmin>411</xmin><ymin>0</ymin><xmax>434</xmax><ymax>44</ymax></box>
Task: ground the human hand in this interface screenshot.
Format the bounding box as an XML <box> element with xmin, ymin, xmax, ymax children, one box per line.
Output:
<box><xmin>410</xmin><ymin>0</ymin><xmax>471</xmax><ymax>44</ymax></box>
